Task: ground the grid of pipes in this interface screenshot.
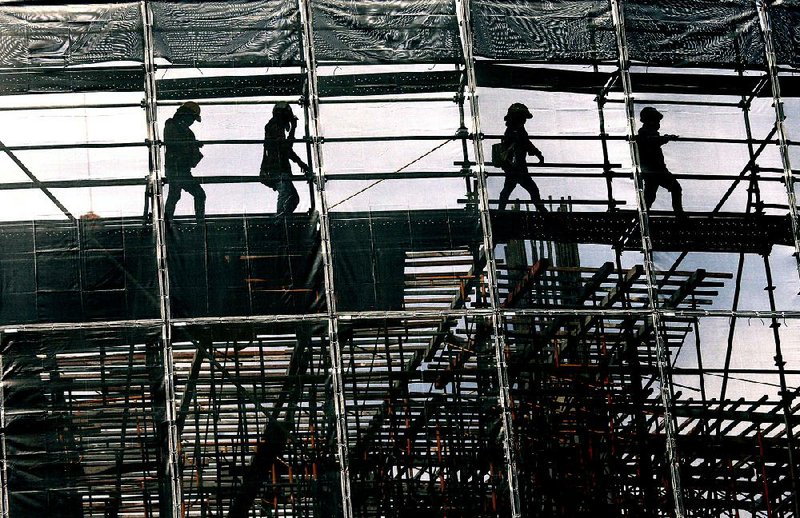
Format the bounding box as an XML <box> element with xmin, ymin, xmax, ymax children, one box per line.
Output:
<box><xmin>0</xmin><ymin>1</ymin><xmax>798</xmax><ymax>517</ymax></box>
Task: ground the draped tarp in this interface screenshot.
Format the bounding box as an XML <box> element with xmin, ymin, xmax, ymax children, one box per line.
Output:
<box><xmin>0</xmin><ymin>1</ymin><xmax>796</xmax><ymax>71</ymax></box>
<box><xmin>0</xmin><ymin>3</ymin><xmax>143</xmax><ymax>67</ymax></box>
<box><xmin>311</xmin><ymin>0</ymin><xmax>462</xmax><ymax>63</ymax></box>
<box><xmin>1</xmin><ymin>327</ymin><xmax>162</xmax><ymax>518</ymax></box>
<box><xmin>329</xmin><ymin>209</ymin><xmax>482</xmax><ymax>311</ymax></box>
<box><xmin>771</xmin><ymin>0</ymin><xmax>800</xmax><ymax>67</ymax></box>
<box><xmin>165</xmin><ymin>213</ymin><xmax>325</xmax><ymax>318</ymax></box>
<box><xmin>470</xmin><ymin>0</ymin><xmax>617</xmax><ymax>62</ymax></box>
<box><xmin>150</xmin><ymin>0</ymin><xmax>302</xmax><ymax>67</ymax></box>
<box><xmin>0</xmin><ymin>218</ymin><xmax>158</xmax><ymax>325</ymax></box>
<box><xmin>623</xmin><ymin>0</ymin><xmax>765</xmax><ymax>67</ymax></box>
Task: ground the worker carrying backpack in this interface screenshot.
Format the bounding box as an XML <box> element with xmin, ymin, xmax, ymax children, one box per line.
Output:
<box><xmin>491</xmin><ymin>141</ymin><xmax>515</xmax><ymax>170</ymax></box>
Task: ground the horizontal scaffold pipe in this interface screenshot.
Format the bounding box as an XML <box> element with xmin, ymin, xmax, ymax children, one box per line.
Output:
<box><xmin>483</xmin><ymin>198</ymin><xmax>626</xmax><ymax>206</ymax></box>
<box><xmin>457</xmin><ymin>161</ymin><xmax>623</xmax><ymax>169</ymax></box>
<box><xmin>324</xmin><ymin>171</ymin><xmax>471</xmax><ymax>180</ymax></box>
<box><xmin>480</xmin><ymin>171</ymin><xmax>787</xmax><ymax>182</ymax></box>
<box><xmin>483</xmin><ymin>134</ymin><xmax>627</xmax><ymax>141</ymax></box>
<box><xmin>673</xmin><ymin>368</ymin><xmax>800</xmax><ymax>376</ymax></box>
<box><xmin>156</xmin><ymin>98</ymin><xmax>305</xmax><ymax>107</ymax></box>
<box><xmin>0</xmin><ymin>102</ymin><xmax>143</xmax><ymax>112</ymax></box>
<box><xmin>318</xmin><ymin>96</ymin><xmax>457</xmax><ymax>104</ymax></box>
<box><xmin>0</xmin><ymin>177</ymin><xmax>147</xmax><ymax>190</ymax></box>
<box><xmin>496</xmin><ymin>308</ymin><xmax>800</xmax><ymax>319</ymax></box>
<box><xmin>482</xmin><ymin>134</ymin><xmax>779</xmax><ymax>145</ymax></box>
<box><xmin>6</xmin><ymin>135</ymin><xmax>783</xmax><ymax>153</ymax></box>
<box><xmin>0</xmin><ymin>318</ymin><xmax>164</xmax><ymax>333</ymax></box>
<box><xmin>171</xmin><ymin>136</ymin><xmax>468</xmax><ymax>146</ymax></box>
<box><xmin>0</xmin><ymin>141</ymin><xmax>146</xmax><ymax>152</ymax></box>
<box><xmin>606</xmin><ymin>99</ymin><xmax>746</xmax><ymax>108</ymax></box>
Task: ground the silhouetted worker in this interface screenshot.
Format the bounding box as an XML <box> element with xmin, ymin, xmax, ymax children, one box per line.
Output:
<box><xmin>497</xmin><ymin>102</ymin><xmax>547</xmax><ymax>212</ymax></box>
<box><xmin>164</xmin><ymin>101</ymin><xmax>206</xmax><ymax>223</ymax></box>
<box><xmin>260</xmin><ymin>102</ymin><xmax>310</xmax><ymax>217</ymax></box>
<box><xmin>637</xmin><ymin>106</ymin><xmax>683</xmax><ymax>214</ymax></box>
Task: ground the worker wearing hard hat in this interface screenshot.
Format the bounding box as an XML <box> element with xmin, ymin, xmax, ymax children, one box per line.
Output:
<box><xmin>260</xmin><ymin>102</ymin><xmax>310</xmax><ymax>217</ymax></box>
<box><xmin>637</xmin><ymin>106</ymin><xmax>683</xmax><ymax>214</ymax></box>
<box><xmin>163</xmin><ymin>101</ymin><xmax>206</xmax><ymax>223</ymax></box>
<box><xmin>496</xmin><ymin>102</ymin><xmax>548</xmax><ymax>213</ymax></box>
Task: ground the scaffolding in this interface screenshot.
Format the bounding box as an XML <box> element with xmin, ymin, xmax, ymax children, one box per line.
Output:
<box><xmin>0</xmin><ymin>1</ymin><xmax>799</xmax><ymax>517</ymax></box>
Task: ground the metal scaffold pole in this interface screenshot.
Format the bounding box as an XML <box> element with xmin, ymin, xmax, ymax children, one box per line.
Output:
<box><xmin>756</xmin><ymin>2</ymin><xmax>800</xmax><ymax>513</ymax></box>
<box><xmin>0</xmin><ymin>352</ymin><xmax>8</xmax><ymax>518</ymax></box>
<box><xmin>609</xmin><ymin>0</ymin><xmax>686</xmax><ymax>515</ymax></box>
<box><xmin>454</xmin><ymin>0</ymin><xmax>523</xmax><ymax>516</ymax></box>
<box><xmin>296</xmin><ymin>1</ymin><xmax>354</xmax><ymax>517</ymax></box>
<box><xmin>757</xmin><ymin>0</ymin><xmax>800</xmax><ymax>279</ymax></box>
<box><xmin>140</xmin><ymin>2</ymin><xmax>181</xmax><ymax>517</ymax></box>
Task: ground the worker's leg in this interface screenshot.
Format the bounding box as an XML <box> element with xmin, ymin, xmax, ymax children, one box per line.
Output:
<box><xmin>661</xmin><ymin>173</ymin><xmax>684</xmax><ymax>213</ymax></box>
<box><xmin>276</xmin><ymin>180</ymin><xmax>299</xmax><ymax>216</ymax></box>
<box><xmin>164</xmin><ymin>183</ymin><xmax>182</xmax><ymax>220</ymax></box>
<box><xmin>517</xmin><ymin>174</ymin><xmax>547</xmax><ymax>212</ymax></box>
<box><xmin>183</xmin><ymin>181</ymin><xmax>207</xmax><ymax>222</ymax></box>
<box><xmin>642</xmin><ymin>175</ymin><xmax>658</xmax><ymax>209</ymax></box>
<box><xmin>498</xmin><ymin>176</ymin><xmax>519</xmax><ymax>211</ymax></box>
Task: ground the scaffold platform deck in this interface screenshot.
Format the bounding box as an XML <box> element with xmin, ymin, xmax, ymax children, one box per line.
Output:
<box><xmin>0</xmin><ymin>209</ymin><xmax>790</xmax><ymax>323</ymax></box>
<box><xmin>491</xmin><ymin>209</ymin><xmax>795</xmax><ymax>253</ymax></box>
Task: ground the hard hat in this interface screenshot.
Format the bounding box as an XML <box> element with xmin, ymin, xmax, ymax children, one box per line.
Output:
<box><xmin>640</xmin><ymin>106</ymin><xmax>663</xmax><ymax>123</ymax></box>
<box><xmin>177</xmin><ymin>101</ymin><xmax>201</xmax><ymax>122</ymax></box>
<box><xmin>273</xmin><ymin>101</ymin><xmax>294</xmax><ymax>116</ymax></box>
<box><xmin>505</xmin><ymin>102</ymin><xmax>533</xmax><ymax>120</ymax></box>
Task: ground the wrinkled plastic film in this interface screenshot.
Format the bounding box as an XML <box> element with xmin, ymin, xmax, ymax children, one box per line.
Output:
<box><xmin>470</xmin><ymin>0</ymin><xmax>616</xmax><ymax>62</ymax></box>
<box><xmin>0</xmin><ymin>3</ymin><xmax>143</xmax><ymax>68</ymax></box>
<box><xmin>150</xmin><ymin>1</ymin><xmax>302</xmax><ymax>67</ymax></box>
<box><xmin>624</xmin><ymin>0</ymin><xmax>764</xmax><ymax>67</ymax></box>
<box><xmin>768</xmin><ymin>0</ymin><xmax>800</xmax><ymax>67</ymax></box>
<box><xmin>312</xmin><ymin>0</ymin><xmax>461</xmax><ymax>63</ymax></box>
<box><xmin>1</xmin><ymin>328</ymin><xmax>162</xmax><ymax>518</ymax></box>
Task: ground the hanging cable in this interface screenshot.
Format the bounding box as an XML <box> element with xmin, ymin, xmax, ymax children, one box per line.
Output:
<box><xmin>328</xmin><ymin>136</ymin><xmax>458</xmax><ymax>210</ymax></box>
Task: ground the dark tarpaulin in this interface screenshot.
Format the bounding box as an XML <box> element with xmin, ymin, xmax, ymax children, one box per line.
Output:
<box><xmin>329</xmin><ymin>209</ymin><xmax>482</xmax><ymax>312</ymax></box>
<box><xmin>166</xmin><ymin>214</ymin><xmax>325</xmax><ymax>318</ymax></box>
<box><xmin>0</xmin><ymin>3</ymin><xmax>143</xmax><ymax>68</ymax></box>
<box><xmin>150</xmin><ymin>0</ymin><xmax>302</xmax><ymax>67</ymax></box>
<box><xmin>623</xmin><ymin>0</ymin><xmax>765</xmax><ymax>67</ymax></box>
<box><xmin>0</xmin><ymin>219</ymin><xmax>159</xmax><ymax>325</ymax></box>
<box><xmin>1</xmin><ymin>327</ymin><xmax>162</xmax><ymax>518</ymax></box>
<box><xmin>157</xmin><ymin>72</ymin><xmax>304</xmax><ymax>100</ymax></box>
<box><xmin>318</xmin><ymin>69</ymin><xmax>462</xmax><ymax>96</ymax></box>
<box><xmin>0</xmin><ymin>67</ymin><xmax>143</xmax><ymax>96</ymax></box>
<box><xmin>771</xmin><ymin>0</ymin><xmax>800</xmax><ymax>67</ymax></box>
<box><xmin>312</xmin><ymin>0</ymin><xmax>461</xmax><ymax>64</ymax></box>
<box><xmin>470</xmin><ymin>0</ymin><xmax>617</xmax><ymax>62</ymax></box>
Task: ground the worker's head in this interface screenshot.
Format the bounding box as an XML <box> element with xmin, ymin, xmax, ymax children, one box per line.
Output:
<box><xmin>505</xmin><ymin>102</ymin><xmax>533</xmax><ymax>126</ymax></box>
<box><xmin>640</xmin><ymin>106</ymin><xmax>663</xmax><ymax>125</ymax></box>
<box><xmin>273</xmin><ymin>102</ymin><xmax>298</xmax><ymax>125</ymax></box>
<box><xmin>176</xmin><ymin>101</ymin><xmax>201</xmax><ymax>123</ymax></box>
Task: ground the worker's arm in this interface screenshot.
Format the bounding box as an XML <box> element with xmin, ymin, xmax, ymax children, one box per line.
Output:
<box><xmin>286</xmin><ymin>120</ymin><xmax>310</xmax><ymax>174</ymax></box>
<box><xmin>525</xmin><ymin>138</ymin><xmax>545</xmax><ymax>163</ymax></box>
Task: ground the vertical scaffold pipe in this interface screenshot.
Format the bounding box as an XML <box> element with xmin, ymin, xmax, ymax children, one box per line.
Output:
<box><xmin>296</xmin><ymin>1</ymin><xmax>354</xmax><ymax>517</ymax></box>
<box><xmin>454</xmin><ymin>1</ymin><xmax>523</xmax><ymax>516</ymax></box>
<box><xmin>757</xmin><ymin>4</ymin><xmax>800</xmax><ymax>512</ymax></box>
<box><xmin>140</xmin><ymin>2</ymin><xmax>181</xmax><ymax>517</ymax></box>
<box><xmin>756</xmin><ymin>0</ymin><xmax>800</xmax><ymax>280</ymax></box>
<box><xmin>0</xmin><ymin>352</ymin><xmax>8</xmax><ymax>518</ymax></box>
<box><xmin>608</xmin><ymin>0</ymin><xmax>686</xmax><ymax>515</ymax></box>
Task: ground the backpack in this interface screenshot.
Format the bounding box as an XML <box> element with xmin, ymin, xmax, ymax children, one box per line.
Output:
<box><xmin>491</xmin><ymin>141</ymin><xmax>515</xmax><ymax>170</ymax></box>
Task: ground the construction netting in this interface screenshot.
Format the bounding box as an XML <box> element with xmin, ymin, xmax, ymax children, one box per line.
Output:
<box><xmin>0</xmin><ymin>1</ymin><xmax>798</xmax><ymax>517</ymax></box>
<box><xmin>1</xmin><ymin>0</ymin><xmax>800</xmax><ymax>70</ymax></box>
<box><xmin>471</xmin><ymin>0</ymin><xmax>617</xmax><ymax>62</ymax></box>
